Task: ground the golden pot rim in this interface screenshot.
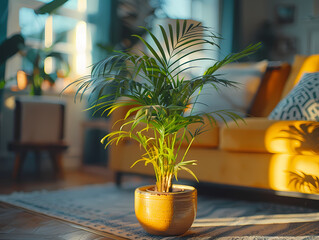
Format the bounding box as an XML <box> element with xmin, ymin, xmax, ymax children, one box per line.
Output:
<box><xmin>135</xmin><ymin>184</ymin><xmax>196</xmax><ymax>198</ymax></box>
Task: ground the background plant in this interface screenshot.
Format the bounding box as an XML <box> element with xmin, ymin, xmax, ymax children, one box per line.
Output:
<box><xmin>23</xmin><ymin>42</ymin><xmax>70</xmax><ymax>95</ymax></box>
<box><xmin>67</xmin><ymin>20</ymin><xmax>260</xmax><ymax>192</ymax></box>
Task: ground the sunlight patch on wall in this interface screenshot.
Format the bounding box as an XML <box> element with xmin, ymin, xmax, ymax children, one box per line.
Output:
<box><xmin>44</xmin><ymin>16</ymin><xmax>53</xmax><ymax>74</ymax></box>
<box><xmin>75</xmin><ymin>21</ymin><xmax>87</xmax><ymax>75</ymax></box>
<box><xmin>44</xmin><ymin>57</ymin><xmax>53</xmax><ymax>74</ymax></box>
<box><xmin>78</xmin><ymin>0</ymin><xmax>87</xmax><ymax>12</ymax></box>
<box><xmin>45</xmin><ymin>16</ymin><xmax>53</xmax><ymax>47</ymax></box>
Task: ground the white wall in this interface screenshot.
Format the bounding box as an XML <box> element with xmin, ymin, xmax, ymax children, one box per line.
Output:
<box><xmin>241</xmin><ymin>0</ymin><xmax>269</xmax><ymax>49</ymax></box>
<box><xmin>240</xmin><ymin>0</ymin><xmax>318</xmax><ymax>62</ymax></box>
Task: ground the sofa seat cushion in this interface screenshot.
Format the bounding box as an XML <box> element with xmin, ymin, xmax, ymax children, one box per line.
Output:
<box><xmin>220</xmin><ymin>118</ymin><xmax>276</xmax><ymax>153</ymax></box>
<box><xmin>220</xmin><ymin>118</ymin><xmax>319</xmax><ymax>155</ymax></box>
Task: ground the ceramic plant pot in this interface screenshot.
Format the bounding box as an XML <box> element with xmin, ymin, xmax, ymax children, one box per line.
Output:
<box><xmin>135</xmin><ymin>184</ymin><xmax>197</xmax><ymax>236</ymax></box>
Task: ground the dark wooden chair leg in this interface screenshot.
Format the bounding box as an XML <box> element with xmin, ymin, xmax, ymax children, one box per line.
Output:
<box><xmin>13</xmin><ymin>151</ymin><xmax>27</xmax><ymax>180</ymax></box>
<box><xmin>50</xmin><ymin>151</ymin><xmax>64</xmax><ymax>179</ymax></box>
<box><xmin>115</xmin><ymin>172</ymin><xmax>123</xmax><ymax>187</ymax></box>
<box><xmin>34</xmin><ymin>151</ymin><xmax>41</xmax><ymax>177</ymax></box>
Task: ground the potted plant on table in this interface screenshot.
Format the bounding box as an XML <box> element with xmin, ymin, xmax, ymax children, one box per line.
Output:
<box><xmin>66</xmin><ymin>20</ymin><xmax>260</xmax><ymax>236</ymax></box>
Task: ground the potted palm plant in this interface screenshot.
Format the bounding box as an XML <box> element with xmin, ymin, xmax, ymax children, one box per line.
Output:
<box><xmin>67</xmin><ymin>19</ymin><xmax>260</xmax><ymax>236</ymax></box>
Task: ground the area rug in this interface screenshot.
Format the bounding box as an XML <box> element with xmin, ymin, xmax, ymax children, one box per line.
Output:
<box><xmin>1</xmin><ymin>182</ymin><xmax>319</xmax><ymax>239</ymax></box>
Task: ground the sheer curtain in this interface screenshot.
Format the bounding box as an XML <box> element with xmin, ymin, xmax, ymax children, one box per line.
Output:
<box><xmin>219</xmin><ymin>0</ymin><xmax>240</xmax><ymax>59</ymax></box>
<box><xmin>0</xmin><ymin>0</ymin><xmax>8</xmax><ymax>81</ymax></box>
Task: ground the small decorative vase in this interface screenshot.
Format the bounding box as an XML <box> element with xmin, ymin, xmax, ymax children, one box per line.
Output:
<box><xmin>135</xmin><ymin>184</ymin><xmax>197</xmax><ymax>236</ymax></box>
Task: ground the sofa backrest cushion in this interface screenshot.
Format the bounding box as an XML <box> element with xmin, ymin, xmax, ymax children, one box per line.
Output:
<box><xmin>269</xmin><ymin>72</ymin><xmax>319</xmax><ymax>121</ymax></box>
<box><xmin>220</xmin><ymin>118</ymin><xmax>276</xmax><ymax>153</ymax></box>
<box><xmin>248</xmin><ymin>62</ymin><xmax>291</xmax><ymax>117</ymax></box>
<box><xmin>190</xmin><ymin>60</ymin><xmax>268</xmax><ymax>119</ymax></box>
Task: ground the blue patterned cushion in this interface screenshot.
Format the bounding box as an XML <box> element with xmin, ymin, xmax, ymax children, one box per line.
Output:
<box><xmin>269</xmin><ymin>72</ymin><xmax>319</xmax><ymax>121</ymax></box>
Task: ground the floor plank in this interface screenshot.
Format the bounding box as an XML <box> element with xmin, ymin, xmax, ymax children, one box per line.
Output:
<box><xmin>0</xmin><ymin>167</ymin><xmax>128</xmax><ymax>239</ymax></box>
<box><xmin>0</xmin><ymin>202</ymin><xmax>126</xmax><ymax>239</ymax></box>
<box><xmin>0</xmin><ymin>166</ymin><xmax>114</xmax><ymax>194</ymax></box>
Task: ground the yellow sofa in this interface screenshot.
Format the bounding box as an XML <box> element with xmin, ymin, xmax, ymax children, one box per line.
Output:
<box><xmin>108</xmin><ymin>56</ymin><xmax>319</xmax><ymax>195</ymax></box>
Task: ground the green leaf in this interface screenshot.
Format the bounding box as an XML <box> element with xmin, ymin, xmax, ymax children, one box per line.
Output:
<box><xmin>168</xmin><ymin>24</ymin><xmax>174</xmax><ymax>50</ymax></box>
<box><xmin>176</xmin><ymin>19</ymin><xmax>180</xmax><ymax>42</ymax></box>
<box><xmin>140</xmin><ymin>27</ymin><xmax>168</xmax><ymax>65</ymax></box>
<box><xmin>132</xmin><ymin>34</ymin><xmax>166</xmax><ymax>68</ymax></box>
<box><xmin>182</xmin><ymin>20</ymin><xmax>187</xmax><ymax>36</ymax></box>
<box><xmin>35</xmin><ymin>0</ymin><xmax>68</xmax><ymax>14</ymax></box>
<box><xmin>179</xmin><ymin>166</ymin><xmax>199</xmax><ymax>182</ymax></box>
<box><xmin>159</xmin><ymin>25</ymin><xmax>170</xmax><ymax>56</ymax></box>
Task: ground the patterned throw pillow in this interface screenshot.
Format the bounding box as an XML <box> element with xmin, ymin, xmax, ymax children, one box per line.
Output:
<box><xmin>269</xmin><ymin>72</ymin><xmax>319</xmax><ymax>121</ymax></box>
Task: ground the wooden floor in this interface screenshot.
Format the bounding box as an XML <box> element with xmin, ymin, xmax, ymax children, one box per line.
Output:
<box><xmin>0</xmin><ymin>166</ymin><xmax>129</xmax><ymax>239</ymax></box>
<box><xmin>1</xmin><ymin>166</ymin><xmax>319</xmax><ymax>239</ymax></box>
<box><xmin>0</xmin><ymin>202</ymin><xmax>127</xmax><ymax>240</ymax></box>
<box><xmin>0</xmin><ymin>165</ymin><xmax>115</xmax><ymax>194</ymax></box>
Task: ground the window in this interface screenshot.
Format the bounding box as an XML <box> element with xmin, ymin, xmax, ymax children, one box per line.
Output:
<box><xmin>6</xmin><ymin>0</ymin><xmax>95</xmax><ymax>91</ymax></box>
